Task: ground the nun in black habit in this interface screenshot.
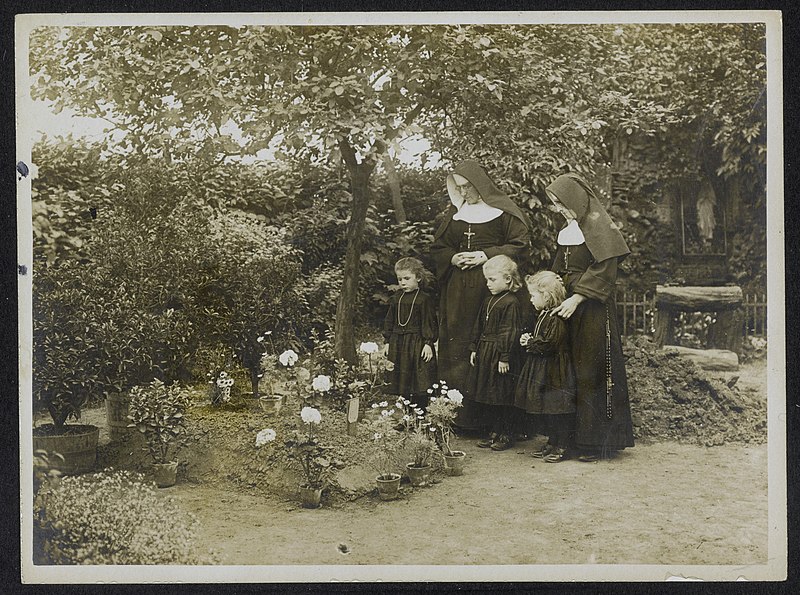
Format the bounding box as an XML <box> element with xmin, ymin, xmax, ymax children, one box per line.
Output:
<box><xmin>545</xmin><ymin>173</ymin><xmax>635</xmax><ymax>460</ymax></box>
<box><xmin>430</xmin><ymin>160</ymin><xmax>530</xmax><ymax>431</ymax></box>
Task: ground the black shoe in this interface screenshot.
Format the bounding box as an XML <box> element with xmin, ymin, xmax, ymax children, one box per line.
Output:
<box><xmin>477</xmin><ymin>433</ymin><xmax>496</xmax><ymax>448</ymax></box>
<box><xmin>490</xmin><ymin>434</ymin><xmax>514</xmax><ymax>451</ymax></box>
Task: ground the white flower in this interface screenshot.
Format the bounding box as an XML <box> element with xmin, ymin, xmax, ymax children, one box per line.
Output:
<box><xmin>414</xmin><ymin>408</ymin><xmax>424</xmax><ymax>415</ymax></box>
<box><xmin>312</xmin><ymin>375</ymin><xmax>332</xmax><ymax>392</ymax></box>
<box><xmin>395</xmin><ymin>402</ymin><xmax>403</xmax><ymax>409</ymax></box>
<box><xmin>433</xmin><ymin>383</ymin><xmax>439</xmax><ymax>389</ymax></box>
<box><xmin>379</xmin><ymin>401</ymin><xmax>388</xmax><ymax>408</ymax></box>
<box><xmin>257</xmin><ymin>336</ymin><xmax>265</xmax><ymax>343</ymax></box>
<box><xmin>279</xmin><ymin>349</ymin><xmax>299</xmax><ymax>367</ymax></box>
<box><xmin>359</xmin><ymin>341</ymin><xmax>379</xmax><ymax>354</ymax></box>
<box><xmin>427</xmin><ymin>388</ymin><xmax>434</xmax><ymax>394</ymax></box>
<box><xmin>430</xmin><ymin>397</ymin><xmax>437</xmax><ymax>403</ymax></box>
<box><xmin>265</xmin><ymin>330</ymin><xmax>273</xmax><ymax>336</ymax></box>
<box><xmin>384</xmin><ymin>360</ymin><xmax>395</xmax><ymax>371</ymax></box>
<box><xmin>446</xmin><ymin>389</ymin><xmax>464</xmax><ymax>405</ymax></box>
<box><xmin>403</xmin><ymin>399</ymin><xmax>410</xmax><ymax>406</ymax></box>
<box><xmin>219</xmin><ymin>371</ymin><xmax>228</xmax><ymax>378</ymax></box>
<box><xmin>300</xmin><ymin>406</ymin><xmax>322</xmax><ymax>424</ymax></box>
<box><xmin>371</xmin><ymin>403</ymin><xmax>379</xmax><ymax>409</ymax></box>
<box><xmin>373</xmin><ymin>432</ymin><xmax>382</xmax><ymax>440</ymax></box>
<box><xmin>381</xmin><ymin>410</ymin><xmax>391</xmax><ymax>417</ymax></box>
<box><xmin>255</xmin><ymin>428</ymin><xmax>277</xmax><ymax>447</ymax></box>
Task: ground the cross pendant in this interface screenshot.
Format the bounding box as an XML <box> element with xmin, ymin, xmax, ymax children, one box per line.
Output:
<box><xmin>463</xmin><ymin>225</ymin><xmax>475</xmax><ymax>250</ymax></box>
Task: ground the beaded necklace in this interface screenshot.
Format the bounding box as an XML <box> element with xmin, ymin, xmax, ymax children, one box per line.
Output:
<box><xmin>485</xmin><ymin>291</ymin><xmax>509</xmax><ymax>321</ymax></box>
<box><xmin>397</xmin><ymin>288</ymin><xmax>420</xmax><ymax>327</ymax></box>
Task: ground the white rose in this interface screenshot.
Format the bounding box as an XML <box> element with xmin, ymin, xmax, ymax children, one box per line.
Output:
<box><xmin>255</xmin><ymin>428</ymin><xmax>277</xmax><ymax>447</ymax></box>
<box><xmin>359</xmin><ymin>341</ymin><xmax>379</xmax><ymax>354</ymax></box>
<box><xmin>279</xmin><ymin>349</ymin><xmax>299</xmax><ymax>367</ymax></box>
<box><xmin>312</xmin><ymin>375</ymin><xmax>332</xmax><ymax>392</ymax></box>
<box><xmin>300</xmin><ymin>406</ymin><xmax>322</xmax><ymax>424</ymax></box>
<box><xmin>446</xmin><ymin>389</ymin><xmax>464</xmax><ymax>405</ymax></box>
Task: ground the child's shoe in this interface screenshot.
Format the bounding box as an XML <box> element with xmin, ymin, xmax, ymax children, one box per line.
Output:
<box><xmin>490</xmin><ymin>434</ymin><xmax>514</xmax><ymax>451</ymax></box>
<box><xmin>477</xmin><ymin>433</ymin><xmax>496</xmax><ymax>448</ymax></box>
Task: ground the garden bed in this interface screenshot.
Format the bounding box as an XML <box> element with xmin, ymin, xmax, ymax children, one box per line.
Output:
<box><xmin>93</xmin><ymin>337</ymin><xmax>767</xmax><ymax>504</ymax></box>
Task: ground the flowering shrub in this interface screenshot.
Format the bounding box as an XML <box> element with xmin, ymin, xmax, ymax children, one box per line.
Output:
<box><xmin>128</xmin><ymin>379</ymin><xmax>190</xmax><ymax>464</ymax></box>
<box><xmin>426</xmin><ymin>382</ymin><xmax>464</xmax><ymax>456</ymax></box>
<box><xmin>207</xmin><ymin>370</ymin><xmax>235</xmax><ymax>405</ymax></box>
<box><xmin>404</xmin><ymin>428</ymin><xmax>437</xmax><ymax>468</ymax></box>
<box><xmin>285</xmin><ymin>408</ymin><xmax>331</xmax><ymax>490</ymax></box>
<box><xmin>34</xmin><ymin>469</ymin><xmax>214</xmax><ymax>564</ymax></box>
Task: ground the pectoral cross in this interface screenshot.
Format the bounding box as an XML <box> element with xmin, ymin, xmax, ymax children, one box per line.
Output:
<box><xmin>463</xmin><ymin>225</ymin><xmax>475</xmax><ymax>250</ymax></box>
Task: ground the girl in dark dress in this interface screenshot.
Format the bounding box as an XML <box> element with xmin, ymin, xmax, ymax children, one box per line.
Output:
<box><xmin>514</xmin><ymin>270</ymin><xmax>576</xmax><ymax>463</ymax></box>
<box><xmin>430</xmin><ymin>160</ymin><xmax>530</xmax><ymax>429</ymax></box>
<box><xmin>545</xmin><ymin>173</ymin><xmax>634</xmax><ymax>461</ymax></box>
<box><xmin>468</xmin><ymin>255</ymin><xmax>523</xmax><ymax>451</ymax></box>
<box><xmin>382</xmin><ymin>257</ymin><xmax>438</xmax><ymax>410</ymax></box>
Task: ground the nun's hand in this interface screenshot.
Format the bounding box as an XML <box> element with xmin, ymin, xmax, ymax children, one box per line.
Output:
<box><xmin>461</xmin><ymin>251</ymin><xmax>488</xmax><ymax>268</ymax></box>
<box><xmin>551</xmin><ymin>294</ymin><xmax>587</xmax><ymax>319</ymax></box>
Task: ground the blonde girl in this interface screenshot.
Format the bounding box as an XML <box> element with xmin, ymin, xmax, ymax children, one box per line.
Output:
<box><xmin>514</xmin><ymin>271</ymin><xmax>577</xmax><ymax>463</ymax></box>
<box><xmin>382</xmin><ymin>257</ymin><xmax>438</xmax><ymax>409</ymax></box>
<box><xmin>467</xmin><ymin>255</ymin><xmax>523</xmax><ymax>451</ymax></box>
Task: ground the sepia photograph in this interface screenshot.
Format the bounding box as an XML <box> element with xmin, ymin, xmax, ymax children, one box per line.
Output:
<box><xmin>16</xmin><ymin>10</ymin><xmax>786</xmax><ymax>583</ymax></box>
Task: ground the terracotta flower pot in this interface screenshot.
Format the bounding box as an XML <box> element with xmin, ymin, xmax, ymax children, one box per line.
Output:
<box><xmin>153</xmin><ymin>461</ymin><xmax>179</xmax><ymax>488</ymax></box>
<box><xmin>443</xmin><ymin>450</ymin><xmax>467</xmax><ymax>476</ymax></box>
<box><xmin>375</xmin><ymin>473</ymin><xmax>402</xmax><ymax>501</ymax></box>
<box><xmin>32</xmin><ymin>424</ymin><xmax>100</xmax><ymax>475</ymax></box>
<box><xmin>259</xmin><ymin>395</ymin><xmax>284</xmax><ymax>414</ymax></box>
<box><xmin>299</xmin><ymin>484</ymin><xmax>323</xmax><ymax>509</ymax></box>
<box><xmin>405</xmin><ymin>463</ymin><xmax>431</xmax><ymax>487</ymax></box>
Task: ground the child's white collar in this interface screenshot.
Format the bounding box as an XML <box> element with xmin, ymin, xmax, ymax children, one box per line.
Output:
<box><xmin>557</xmin><ymin>219</ymin><xmax>585</xmax><ymax>246</ymax></box>
<box><xmin>452</xmin><ymin>201</ymin><xmax>504</xmax><ymax>224</ymax></box>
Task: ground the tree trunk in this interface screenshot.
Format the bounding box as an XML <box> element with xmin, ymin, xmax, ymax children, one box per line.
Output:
<box><xmin>334</xmin><ymin>140</ymin><xmax>377</xmax><ymax>364</ymax></box>
<box><xmin>250</xmin><ymin>367</ymin><xmax>260</xmax><ymax>400</ymax></box>
<box><xmin>381</xmin><ymin>151</ymin><xmax>406</xmax><ymax>223</ymax></box>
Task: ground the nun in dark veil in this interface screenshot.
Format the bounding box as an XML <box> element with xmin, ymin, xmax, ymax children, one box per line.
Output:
<box><xmin>430</xmin><ymin>160</ymin><xmax>530</xmax><ymax>431</ymax></box>
<box><xmin>545</xmin><ymin>173</ymin><xmax>634</xmax><ymax>461</ymax></box>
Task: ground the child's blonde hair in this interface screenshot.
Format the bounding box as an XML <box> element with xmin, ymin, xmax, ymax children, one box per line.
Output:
<box><xmin>394</xmin><ymin>257</ymin><xmax>434</xmax><ymax>289</ymax></box>
<box><xmin>482</xmin><ymin>255</ymin><xmax>523</xmax><ymax>292</ymax></box>
<box><xmin>525</xmin><ymin>270</ymin><xmax>567</xmax><ymax>309</ymax></box>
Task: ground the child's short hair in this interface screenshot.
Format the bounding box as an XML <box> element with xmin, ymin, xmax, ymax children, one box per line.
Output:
<box><xmin>394</xmin><ymin>257</ymin><xmax>434</xmax><ymax>288</ymax></box>
<box><xmin>482</xmin><ymin>255</ymin><xmax>523</xmax><ymax>292</ymax></box>
<box><xmin>525</xmin><ymin>270</ymin><xmax>567</xmax><ymax>309</ymax></box>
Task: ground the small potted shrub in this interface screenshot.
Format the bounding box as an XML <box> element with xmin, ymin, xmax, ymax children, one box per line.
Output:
<box><xmin>403</xmin><ymin>429</ymin><xmax>437</xmax><ymax>487</ymax></box>
<box><xmin>426</xmin><ymin>382</ymin><xmax>466</xmax><ymax>476</ymax></box>
<box><xmin>127</xmin><ymin>379</ymin><xmax>190</xmax><ymax>488</ymax></box>
<box><xmin>285</xmin><ymin>407</ymin><xmax>331</xmax><ymax>508</ymax></box>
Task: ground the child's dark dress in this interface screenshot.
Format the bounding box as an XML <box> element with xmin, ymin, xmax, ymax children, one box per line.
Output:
<box><xmin>382</xmin><ymin>289</ymin><xmax>438</xmax><ymax>396</ymax></box>
<box><xmin>468</xmin><ymin>291</ymin><xmax>520</xmax><ymax>406</ymax></box>
<box><xmin>514</xmin><ymin>309</ymin><xmax>576</xmax><ymax>415</ymax></box>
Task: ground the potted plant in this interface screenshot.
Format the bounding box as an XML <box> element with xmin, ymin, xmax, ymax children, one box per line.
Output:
<box><xmin>127</xmin><ymin>379</ymin><xmax>190</xmax><ymax>488</ymax></box>
<box><xmin>403</xmin><ymin>429</ymin><xmax>437</xmax><ymax>487</ymax></box>
<box><xmin>369</xmin><ymin>401</ymin><xmax>402</xmax><ymax>500</ymax></box>
<box><xmin>426</xmin><ymin>382</ymin><xmax>466</xmax><ymax>476</ymax></box>
<box><xmin>285</xmin><ymin>407</ymin><xmax>331</xmax><ymax>508</ymax></box>
<box><xmin>258</xmin><ymin>349</ymin><xmax>311</xmax><ymax>413</ymax></box>
<box><xmin>32</xmin><ymin>342</ymin><xmax>100</xmax><ymax>475</ymax></box>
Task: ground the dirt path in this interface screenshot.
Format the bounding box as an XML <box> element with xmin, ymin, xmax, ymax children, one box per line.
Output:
<box><xmin>167</xmin><ymin>438</ymin><xmax>767</xmax><ymax>566</ymax></box>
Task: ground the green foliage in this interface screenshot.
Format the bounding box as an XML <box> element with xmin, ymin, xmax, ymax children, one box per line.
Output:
<box><xmin>34</xmin><ymin>469</ymin><xmax>214</xmax><ymax>564</ymax></box>
<box><xmin>128</xmin><ymin>379</ymin><xmax>190</xmax><ymax>464</ymax></box>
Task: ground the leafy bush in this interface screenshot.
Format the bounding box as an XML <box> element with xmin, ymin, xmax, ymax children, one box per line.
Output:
<box><xmin>199</xmin><ymin>212</ymin><xmax>307</xmax><ymax>397</ymax></box>
<box><xmin>34</xmin><ymin>469</ymin><xmax>214</xmax><ymax>564</ymax></box>
<box><xmin>128</xmin><ymin>379</ymin><xmax>190</xmax><ymax>464</ymax></box>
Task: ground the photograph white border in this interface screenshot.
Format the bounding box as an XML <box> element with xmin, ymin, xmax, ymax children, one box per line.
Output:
<box><xmin>16</xmin><ymin>9</ymin><xmax>786</xmax><ymax>583</ymax></box>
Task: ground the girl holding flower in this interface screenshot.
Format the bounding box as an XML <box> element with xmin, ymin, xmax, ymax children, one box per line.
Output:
<box><xmin>513</xmin><ymin>271</ymin><xmax>577</xmax><ymax>463</ymax></box>
<box><xmin>382</xmin><ymin>257</ymin><xmax>438</xmax><ymax>411</ymax></box>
